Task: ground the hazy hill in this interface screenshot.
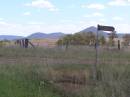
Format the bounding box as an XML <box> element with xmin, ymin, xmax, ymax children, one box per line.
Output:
<box><xmin>0</xmin><ymin>35</ymin><xmax>23</xmax><ymax>40</ymax></box>
<box><xmin>80</xmin><ymin>26</ymin><xmax>97</xmax><ymax>33</ymax></box>
<box><xmin>0</xmin><ymin>32</ymin><xmax>65</xmax><ymax>40</ymax></box>
<box><xmin>27</xmin><ymin>32</ymin><xmax>65</xmax><ymax>39</ymax></box>
<box><xmin>79</xmin><ymin>26</ymin><xmax>108</xmax><ymax>37</ymax></box>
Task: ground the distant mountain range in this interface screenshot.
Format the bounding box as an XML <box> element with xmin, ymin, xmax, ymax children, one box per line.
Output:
<box><xmin>0</xmin><ymin>26</ymin><xmax>128</xmax><ymax>40</ymax></box>
<box><xmin>0</xmin><ymin>35</ymin><xmax>23</xmax><ymax>40</ymax></box>
<box><xmin>27</xmin><ymin>32</ymin><xmax>65</xmax><ymax>39</ymax></box>
<box><xmin>0</xmin><ymin>32</ymin><xmax>65</xmax><ymax>40</ymax></box>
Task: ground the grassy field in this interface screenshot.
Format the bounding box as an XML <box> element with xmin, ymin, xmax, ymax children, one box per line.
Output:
<box><xmin>0</xmin><ymin>46</ymin><xmax>130</xmax><ymax>97</ymax></box>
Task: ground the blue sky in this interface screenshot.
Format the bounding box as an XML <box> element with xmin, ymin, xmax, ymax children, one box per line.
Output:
<box><xmin>0</xmin><ymin>0</ymin><xmax>130</xmax><ymax>36</ymax></box>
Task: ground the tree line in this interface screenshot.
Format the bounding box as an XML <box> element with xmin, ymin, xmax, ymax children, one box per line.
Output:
<box><xmin>57</xmin><ymin>32</ymin><xmax>106</xmax><ymax>46</ymax></box>
<box><xmin>57</xmin><ymin>32</ymin><xmax>130</xmax><ymax>47</ymax></box>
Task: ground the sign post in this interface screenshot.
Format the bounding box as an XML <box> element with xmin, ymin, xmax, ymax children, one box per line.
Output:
<box><xmin>93</xmin><ymin>26</ymin><xmax>99</xmax><ymax>80</ymax></box>
<box><xmin>93</xmin><ymin>24</ymin><xmax>115</xmax><ymax>80</ymax></box>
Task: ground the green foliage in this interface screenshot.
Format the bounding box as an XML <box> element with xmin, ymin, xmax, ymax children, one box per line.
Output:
<box><xmin>0</xmin><ymin>41</ymin><xmax>5</xmax><ymax>47</ymax></box>
<box><xmin>108</xmin><ymin>32</ymin><xmax>117</xmax><ymax>46</ymax></box>
<box><xmin>57</xmin><ymin>39</ymin><xmax>63</xmax><ymax>46</ymax></box>
<box><xmin>0</xmin><ymin>40</ymin><xmax>11</xmax><ymax>47</ymax></box>
<box><xmin>57</xmin><ymin>32</ymin><xmax>106</xmax><ymax>46</ymax></box>
<box><xmin>72</xmin><ymin>33</ymin><xmax>85</xmax><ymax>45</ymax></box>
<box><xmin>99</xmin><ymin>36</ymin><xmax>106</xmax><ymax>45</ymax></box>
<box><xmin>0</xmin><ymin>63</ymin><xmax>62</xmax><ymax>97</ymax></box>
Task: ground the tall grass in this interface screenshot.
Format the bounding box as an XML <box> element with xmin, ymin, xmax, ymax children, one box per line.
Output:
<box><xmin>0</xmin><ymin>46</ymin><xmax>130</xmax><ymax>97</ymax></box>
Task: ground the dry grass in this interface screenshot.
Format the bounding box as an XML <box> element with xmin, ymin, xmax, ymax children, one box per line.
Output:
<box><xmin>30</xmin><ymin>38</ymin><xmax>58</xmax><ymax>47</ymax></box>
<box><xmin>0</xmin><ymin>46</ymin><xmax>130</xmax><ymax>97</ymax></box>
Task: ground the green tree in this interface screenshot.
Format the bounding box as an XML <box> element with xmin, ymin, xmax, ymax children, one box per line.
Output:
<box><xmin>57</xmin><ymin>39</ymin><xmax>63</xmax><ymax>46</ymax></box>
<box><xmin>72</xmin><ymin>33</ymin><xmax>85</xmax><ymax>45</ymax></box>
<box><xmin>108</xmin><ymin>32</ymin><xmax>117</xmax><ymax>46</ymax></box>
<box><xmin>0</xmin><ymin>41</ymin><xmax>5</xmax><ymax>47</ymax></box>
<box><xmin>84</xmin><ymin>32</ymin><xmax>96</xmax><ymax>45</ymax></box>
<box><xmin>57</xmin><ymin>32</ymin><xmax>96</xmax><ymax>46</ymax></box>
<box><xmin>99</xmin><ymin>36</ymin><xmax>106</xmax><ymax>45</ymax></box>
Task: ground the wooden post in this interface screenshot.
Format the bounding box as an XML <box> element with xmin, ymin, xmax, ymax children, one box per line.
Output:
<box><xmin>25</xmin><ymin>38</ymin><xmax>29</xmax><ymax>48</ymax></box>
<box><xmin>118</xmin><ymin>40</ymin><xmax>120</xmax><ymax>50</ymax></box>
<box><xmin>65</xmin><ymin>41</ymin><xmax>69</xmax><ymax>51</ymax></box>
<box><xmin>28</xmin><ymin>41</ymin><xmax>35</xmax><ymax>48</ymax></box>
<box><xmin>22</xmin><ymin>39</ymin><xmax>25</xmax><ymax>48</ymax></box>
<box><xmin>19</xmin><ymin>40</ymin><xmax>22</xmax><ymax>47</ymax></box>
<box><xmin>92</xmin><ymin>25</ymin><xmax>99</xmax><ymax>80</ymax></box>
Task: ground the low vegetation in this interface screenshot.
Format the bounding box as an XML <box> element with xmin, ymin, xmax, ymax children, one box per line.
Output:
<box><xmin>0</xmin><ymin>46</ymin><xmax>130</xmax><ymax>97</ymax></box>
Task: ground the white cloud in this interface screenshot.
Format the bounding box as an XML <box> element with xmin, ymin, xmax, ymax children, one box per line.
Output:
<box><xmin>0</xmin><ymin>20</ymin><xmax>130</xmax><ymax>36</ymax></box>
<box><xmin>112</xmin><ymin>16</ymin><xmax>124</xmax><ymax>21</ymax></box>
<box><xmin>0</xmin><ymin>21</ymin><xmax>21</xmax><ymax>35</ymax></box>
<box><xmin>83</xmin><ymin>14</ymin><xmax>91</xmax><ymax>18</ymax></box>
<box><xmin>0</xmin><ymin>22</ymin><xmax>42</xmax><ymax>36</ymax></box>
<box><xmin>93</xmin><ymin>12</ymin><xmax>104</xmax><ymax>17</ymax></box>
<box><xmin>0</xmin><ymin>21</ymin><xmax>78</xmax><ymax>36</ymax></box>
<box><xmin>82</xmin><ymin>3</ymin><xmax>105</xmax><ymax>10</ymax></box>
<box><xmin>28</xmin><ymin>21</ymin><xmax>45</xmax><ymax>25</ymax></box>
<box><xmin>84</xmin><ymin>12</ymin><xmax>104</xmax><ymax>17</ymax></box>
<box><xmin>60</xmin><ymin>19</ymin><xmax>73</xmax><ymax>23</ymax></box>
<box><xmin>23</xmin><ymin>12</ymin><xmax>31</xmax><ymax>16</ymax></box>
<box><xmin>68</xmin><ymin>4</ymin><xmax>76</xmax><ymax>9</ymax></box>
<box><xmin>108</xmin><ymin>0</ymin><xmax>130</xmax><ymax>6</ymax></box>
<box><xmin>0</xmin><ymin>21</ymin><xmax>14</xmax><ymax>26</ymax></box>
<box><xmin>0</xmin><ymin>18</ymin><xmax>3</xmax><ymax>21</ymax></box>
<box><xmin>0</xmin><ymin>21</ymin><xmax>7</xmax><ymax>25</ymax></box>
<box><xmin>25</xmin><ymin>0</ymin><xmax>58</xmax><ymax>11</ymax></box>
<box><xmin>114</xmin><ymin>23</ymin><xmax>130</xmax><ymax>33</ymax></box>
<box><xmin>99</xmin><ymin>18</ymin><xmax>106</xmax><ymax>22</ymax></box>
